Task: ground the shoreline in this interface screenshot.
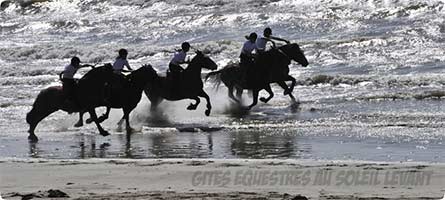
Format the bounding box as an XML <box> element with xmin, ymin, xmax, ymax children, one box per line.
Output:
<box><xmin>1</xmin><ymin>158</ymin><xmax>444</xmax><ymax>199</ymax></box>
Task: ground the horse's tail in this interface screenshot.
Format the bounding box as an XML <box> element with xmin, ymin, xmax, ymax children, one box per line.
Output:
<box><xmin>205</xmin><ymin>70</ymin><xmax>223</xmax><ymax>90</ymax></box>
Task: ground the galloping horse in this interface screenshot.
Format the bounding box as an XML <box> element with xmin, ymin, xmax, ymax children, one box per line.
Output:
<box><xmin>82</xmin><ymin>64</ymin><xmax>158</xmax><ymax>133</ymax></box>
<box><xmin>206</xmin><ymin>43</ymin><xmax>308</xmax><ymax>109</ymax></box>
<box><xmin>26</xmin><ymin>64</ymin><xmax>114</xmax><ymax>142</ymax></box>
<box><xmin>144</xmin><ymin>51</ymin><xmax>218</xmax><ymax>116</ymax></box>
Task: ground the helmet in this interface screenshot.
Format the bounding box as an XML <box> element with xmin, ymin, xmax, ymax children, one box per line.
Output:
<box><xmin>71</xmin><ymin>56</ymin><xmax>80</xmax><ymax>65</ymax></box>
<box><xmin>118</xmin><ymin>49</ymin><xmax>128</xmax><ymax>57</ymax></box>
<box><xmin>264</xmin><ymin>27</ymin><xmax>272</xmax><ymax>36</ymax></box>
<box><xmin>181</xmin><ymin>42</ymin><xmax>191</xmax><ymax>50</ymax></box>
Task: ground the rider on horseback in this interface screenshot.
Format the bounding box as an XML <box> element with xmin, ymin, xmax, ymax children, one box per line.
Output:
<box><xmin>244</xmin><ymin>27</ymin><xmax>290</xmax><ymax>87</ymax></box>
<box><xmin>168</xmin><ymin>42</ymin><xmax>191</xmax><ymax>90</ymax></box>
<box><xmin>61</xmin><ymin>56</ymin><xmax>94</xmax><ymax>108</ymax></box>
<box><xmin>239</xmin><ymin>33</ymin><xmax>257</xmax><ymax>86</ymax></box>
<box><xmin>240</xmin><ymin>32</ymin><xmax>257</xmax><ymax>66</ymax></box>
<box><xmin>255</xmin><ymin>27</ymin><xmax>290</xmax><ymax>53</ymax></box>
<box><xmin>113</xmin><ymin>49</ymin><xmax>133</xmax><ymax>74</ymax></box>
<box><xmin>169</xmin><ymin>42</ymin><xmax>191</xmax><ymax>73</ymax></box>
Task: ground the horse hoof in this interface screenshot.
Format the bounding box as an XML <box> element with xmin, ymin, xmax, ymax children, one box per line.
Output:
<box><xmin>205</xmin><ymin>110</ymin><xmax>211</xmax><ymax>116</ymax></box>
<box><xmin>116</xmin><ymin>125</ymin><xmax>123</xmax><ymax>132</ymax></box>
<box><xmin>126</xmin><ymin>127</ymin><xmax>135</xmax><ymax>134</ymax></box>
<box><xmin>74</xmin><ymin>122</ymin><xmax>83</xmax><ymax>127</ymax></box>
<box><xmin>187</xmin><ymin>104</ymin><xmax>197</xmax><ymax>110</ymax></box>
<box><xmin>100</xmin><ymin>131</ymin><xmax>110</xmax><ymax>137</ymax></box>
<box><xmin>259</xmin><ymin>97</ymin><xmax>268</xmax><ymax>103</ymax></box>
<box><xmin>86</xmin><ymin>118</ymin><xmax>93</xmax><ymax>124</ymax></box>
<box><xmin>28</xmin><ymin>134</ymin><xmax>38</xmax><ymax>142</ymax></box>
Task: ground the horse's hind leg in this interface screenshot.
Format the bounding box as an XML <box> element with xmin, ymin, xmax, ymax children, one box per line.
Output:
<box><xmin>228</xmin><ymin>85</ymin><xmax>240</xmax><ymax>103</ymax></box>
<box><xmin>150</xmin><ymin>97</ymin><xmax>163</xmax><ymax>112</ymax></box>
<box><xmin>199</xmin><ymin>90</ymin><xmax>212</xmax><ymax>116</ymax></box>
<box><xmin>187</xmin><ymin>97</ymin><xmax>200</xmax><ymax>110</ymax></box>
<box><xmin>248</xmin><ymin>89</ymin><xmax>259</xmax><ymax>109</ymax></box>
<box><xmin>88</xmin><ymin>108</ymin><xmax>110</xmax><ymax>137</ymax></box>
<box><xmin>123</xmin><ymin>109</ymin><xmax>133</xmax><ymax>134</ymax></box>
<box><xmin>235</xmin><ymin>87</ymin><xmax>243</xmax><ymax>100</ymax></box>
<box><xmin>74</xmin><ymin>111</ymin><xmax>85</xmax><ymax>127</ymax></box>
<box><xmin>259</xmin><ymin>85</ymin><xmax>274</xmax><ymax>103</ymax></box>
<box><xmin>116</xmin><ymin>115</ymin><xmax>125</xmax><ymax>132</ymax></box>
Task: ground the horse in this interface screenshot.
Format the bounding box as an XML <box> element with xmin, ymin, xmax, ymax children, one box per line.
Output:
<box><xmin>144</xmin><ymin>51</ymin><xmax>218</xmax><ymax>116</ymax></box>
<box><xmin>26</xmin><ymin>64</ymin><xmax>114</xmax><ymax>142</ymax></box>
<box><xmin>205</xmin><ymin>43</ymin><xmax>308</xmax><ymax>109</ymax></box>
<box><xmin>80</xmin><ymin>64</ymin><xmax>158</xmax><ymax>134</ymax></box>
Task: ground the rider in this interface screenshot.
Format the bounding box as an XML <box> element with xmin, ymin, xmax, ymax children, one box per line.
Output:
<box><xmin>255</xmin><ymin>27</ymin><xmax>290</xmax><ymax>53</ymax></box>
<box><xmin>240</xmin><ymin>32</ymin><xmax>257</xmax><ymax>66</ymax></box>
<box><xmin>247</xmin><ymin>28</ymin><xmax>290</xmax><ymax>86</ymax></box>
<box><xmin>113</xmin><ymin>49</ymin><xmax>133</xmax><ymax>74</ymax></box>
<box><xmin>169</xmin><ymin>42</ymin><xmax>191</xmax><ymax>74</ymax></box>
<box><xmin>61</xmin><ymin>56</ymin><xmax>93</xmax><ymax>107</ymax></box>
<box><xmin>168</xmin><ymin>42</ymin><xmax>191</xmax><ymax>89</ymax></box>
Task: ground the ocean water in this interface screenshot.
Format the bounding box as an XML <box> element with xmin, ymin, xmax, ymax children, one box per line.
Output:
<box><xmin>1</xmin><ymin>0</ymin><xmax>445</xmax><ymax>162</ymax></box>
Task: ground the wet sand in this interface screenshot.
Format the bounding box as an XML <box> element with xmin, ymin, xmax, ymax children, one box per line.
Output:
<box><xmin>1</xmin><ymin>158</ymin><xmax>444</xmax><ymax>199</ymax></box>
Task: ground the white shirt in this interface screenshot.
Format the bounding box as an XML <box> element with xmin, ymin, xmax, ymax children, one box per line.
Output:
<box><xmin>255</xmin><ymin>37</ymin><xmax>268</xmax><ymax>51</ymax></box>
<box><xmin>170</xmin><ymin>51</ymin><xmax>187</xmax><ymax>65</ymax></box>
<box><xmin>62</xmin><ymin>64</ymin><xmax>78</xmax><ymax>79</ymax></box>
<box><xmin>113</xmin><ymin>58</ymin><xmax>130</xmax><ymax>72</ymax></box>
<box><xmin>241</xmin><ymin>41</ymin><xmax>256</xmax><ymax>55</ymax></box>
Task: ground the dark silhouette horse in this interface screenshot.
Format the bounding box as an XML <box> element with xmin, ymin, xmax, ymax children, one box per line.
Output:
<box><xmin>26</xmin><ymin>64</ymin><xmax>114</xmax><ymax>142</ymax></box>
<box><xmin>81</xmin><ymin>64</ymin><xmax>158</xmax><ymax>133</ymax></box>
<box><xmin>144</xmin><ymin>51</ymin><xmax>218</xmax><ymax>116</ymax></box>
<box><xmin>206</xmin><ymin>43</ymin><xmax>308</xmax><ymax>109</ymax></box>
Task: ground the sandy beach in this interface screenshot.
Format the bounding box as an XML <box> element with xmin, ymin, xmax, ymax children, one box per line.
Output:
<box><xmin>1</xmin><ymin>158</ymin><xmax>444</xmax><ymax>199</ymax></box>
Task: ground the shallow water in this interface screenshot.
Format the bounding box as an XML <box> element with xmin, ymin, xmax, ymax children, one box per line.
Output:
<box><xmin>1</xmin><ymin>0</ymin><xmax>445</xmax><ymax>162</ymax></box>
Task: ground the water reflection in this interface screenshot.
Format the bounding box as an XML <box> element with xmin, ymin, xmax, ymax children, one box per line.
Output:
<box><xmin>230</xmin><ymin>131</ymin><xmax>300</xmax><ymax>159</ymax></box>
<box><xmin>23</xmin><ymin>130</ymin><xmax>308</xmax><ymax>160</ymax></box>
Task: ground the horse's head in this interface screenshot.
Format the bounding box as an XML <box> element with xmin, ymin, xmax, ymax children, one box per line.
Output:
<box><xmin>280</xmin><ymin>43</ymin><xmax>309</xmax><ymax>67</ymax></box>
<box><xmin>190</xmin><ymin>50</ymin><xmax>218</xmax><ymax>71</ymax></box>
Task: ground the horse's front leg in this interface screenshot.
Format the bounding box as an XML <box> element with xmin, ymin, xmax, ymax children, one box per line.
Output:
<box><xmin>98</xmin><ymin>106</ymin><xmax>111</xmax><ymax>123</ymax></box>
<box><xmin>284</xmin><ymin>75</ymin><xmax>296</xmax><ymax>95</ymax></box>
<box><xmin>199</xmin><ymin>90</ymin><xmax>212</xmax><ymax>116</ymax></box>
<box><xmin>277</xmin><ymin>81</ymin><xmax>296</xmax><ymax>102</ymax></box>
<box><xmin>88</xmin><ymin>108</ymin><xmax>110</xmax><ymax>137</ymax></box>
<box><xmin>86</xmin><ymin>106</ymin><xmax>110</xmax><ymax>124</ymax></box>
<box><xmin>248</xmin><ymin>89</ymin><xmax>259</xmax><ymax>109</ymax></box>
<box><xmin>259</xmin><ymin>85</ymin><xmax>274</xmax><ymax>103</ymax></box>
<box><xmin>145</xmin><ymin>88</ymin><xmax>163</xmax><ymax>111</ymax></box>
<box><xmin>74</xmin><ymin>111</ymin><xmax>85</xmax><ymax>127</ymax></box>
<box><xmin>187</xmin><ymin>96</ymin><xmax>200</xmax><ymax>110</ymax></box>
